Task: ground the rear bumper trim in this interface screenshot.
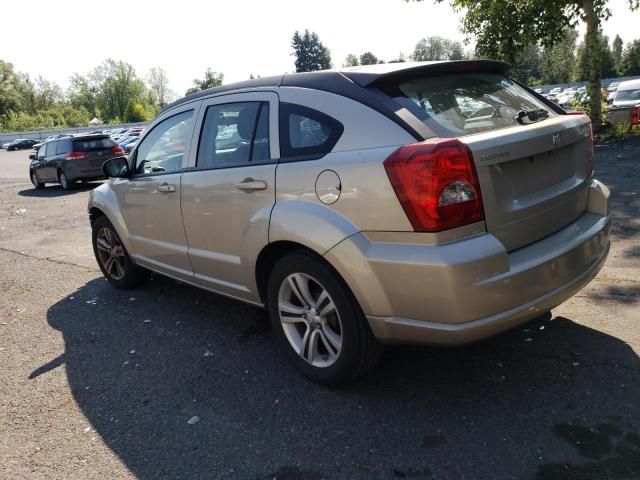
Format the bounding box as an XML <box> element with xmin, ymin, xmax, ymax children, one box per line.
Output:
<box><xmin>367</xmin><ymin>241</ymin><xmax>609</xmax><ymax>346</ymax></box>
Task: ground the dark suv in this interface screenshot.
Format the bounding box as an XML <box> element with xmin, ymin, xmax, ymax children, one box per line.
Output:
<box><xmin>29</xmin><ymin>134</ymin><xmax>124</xmax><ymax>190</ymax></box>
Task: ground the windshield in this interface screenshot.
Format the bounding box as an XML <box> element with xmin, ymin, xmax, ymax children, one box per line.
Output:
<box><xmin>615</xmin><ymin>89</ymin><xmax>640</xmax><ymax>101</ymax></box>
<box><xmin>383</xmin><ymin>73</ymin><xmax>556</xmax><ymax>137</ymax></box>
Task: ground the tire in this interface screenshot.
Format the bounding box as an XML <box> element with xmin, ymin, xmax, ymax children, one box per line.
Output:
<box><xmin>58</xmin><ymin>170</ymin><xmax>72</xmax><ymax>190</ymax></box>
<box><xmin>92</xmin><ymin>216</ymin><xmax>147</xmax><ymax>289</ymax></box>
<box><xmin>31</xmin><ymin>171</ymin><xmax>45</xmax><ymax>189</ymax></box>
<box><xmin>267</xmin><ymin>252</ymin><xmax>382</xmax><ymax>385</ymax></box>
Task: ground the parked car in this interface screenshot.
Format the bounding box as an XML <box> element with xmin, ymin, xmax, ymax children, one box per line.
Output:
<box><xmin>118</xmin><ymin>135</ymin><xmax>140</xmax><ymax>149</ymax></box>
<box><xmin>607</xmin><ymin>79</ymin><xmax>640</xmax><ymax>126</ymax></box>
<box><xmin>611</xmin><ymin>79</ymin><xmax>640</xmax><ymax>108</ymax></box>
<box><xmin>29</xmin><ymin>134</ymin><xmax>124</xmax><ymax>190</ymax></box>
<box><xmin>3</xmin><ymin>139</ymin><xmax>38</xmax><ymax>151</ymax></box>
<box><xmin>123</xmin><ymin>140</ymin><xmax>138</xmax><ymax>154</ymax></box>
<box><xmin>89</xmin><ymin>61</ymin><xmax>610</xmax><ymax>384</ymax></box>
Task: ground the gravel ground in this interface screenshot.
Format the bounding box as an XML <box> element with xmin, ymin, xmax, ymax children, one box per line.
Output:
<box><xmin>0</xmin><ymin>139</ymin><xmax>639</xmax><ymax>480</ymax></box>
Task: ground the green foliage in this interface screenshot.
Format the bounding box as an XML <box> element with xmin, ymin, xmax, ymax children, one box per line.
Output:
<box><xmin>0</xmin><ymin>60</ymin><xmax>27</xmax><ymax>121</ymax></box>
<box><xmin>620</xmin><ymin>39</ymin><xmax>640</xmax><ymax>75</ymax></box>
<box><xmin>291</xmin><ymin>30</ymin><xmax>332</xmax><ymax>72</ymax></box>
<box><xmin>344</xmin><ymin>54</ymin><xmax>359</xmax><ymax>67</ymax></box>
<box><xmin>147</xmin><ymin>67</ymin><xmax>174</xmax><ymax>108</ymax></box>
<box><xmin>539</xmin><ymin>29</ymin><xmax>578</xmax><ymax>84</ymax></box>
<box><xmin>124</xmin><ymin>99</ymin><xmax>149</xmax><ymax>123</ymax></box>
<box><xmin>612</xmin><ymin>35</ymin><xmax>624</xmax><ymax>74</ymax></box>
<box><xmin>412</xmin><ymin>36</ymin><xmax>465</xmax><ymax>61</ymax></box>
<box><xmin>575</xmin><ymin>33</ymin><xmax>616</xmax><ymax>81</ymax></box>
<box><xmin>511</xmin><ymin>44</ymin><xmax>542</xmax><ymax>83</ymax></box>
<box><xmin>185</xmin><ymin>68</ymin><xmax>224</xmax><ymax>96</ymax></box>
<box><xmin>359</xmin><ymin>52</ymin><xmax>379</xmax><ymax>65</ymax></box>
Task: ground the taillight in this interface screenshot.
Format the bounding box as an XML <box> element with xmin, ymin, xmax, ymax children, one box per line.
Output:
<box><xmin>383</xmin><ymin>138</ymin><xmax>485</xmax><ymax>232</ymax></box>
<box><xmin>567</xmin><ymin>112</ymin><xmax>594</xmax><ymax>175</ymax></box>
<box><xmin>66</xmin><ymin>151</ymin><xmax>87</xmax><ymax>160</ymax></box>
<box><xmin>631</xmin><ymin>106</ymin><xmax>639</xmax><ymax>125</ymax></box>
<box><xmin>112</xmin><ymin>146</ymin><xmax>124</xmax><ymax>154</ymax></box>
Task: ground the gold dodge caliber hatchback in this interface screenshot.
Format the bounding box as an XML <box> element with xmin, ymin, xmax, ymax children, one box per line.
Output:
<box><xmin>89</xmin><ymin>61</ymin><xmax>611</xmax><ymax>384</ymax></box>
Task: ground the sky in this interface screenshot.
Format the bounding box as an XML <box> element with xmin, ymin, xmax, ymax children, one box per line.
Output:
<box><xmin>1</xmin><ymin>0</ymin><xmax>639</xmax><ymax>97</ymax></box>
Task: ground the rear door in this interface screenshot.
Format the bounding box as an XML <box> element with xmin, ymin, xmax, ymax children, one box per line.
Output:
<box><xmin>41</xmin><ymin>141</ymin><xmax>59</xmax><ymax>181</ymax></box>
<box><xmin>180</xmin><ymin>92</ymin><xmax>278</xmax><ymax>302</ymax></box>
<box><xmin>380</xmin><ymin>71</ymin><xmax>592</xmax><ymax>251</ymax></box>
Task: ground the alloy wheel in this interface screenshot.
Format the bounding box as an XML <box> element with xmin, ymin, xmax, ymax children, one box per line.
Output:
<box><xmin>277</xmin><ymin>273</ymin><xmax>343</xmax><ymax>368</ymax></box>
<box><xmin>95</xmin><ymin>226</ymin><xmax>127</xmax><ymax>280</ymax></box>
<box><xmin>59</xmin><ymin>172</ymin><xmax>68</xmax><ymax>189</ymax></box>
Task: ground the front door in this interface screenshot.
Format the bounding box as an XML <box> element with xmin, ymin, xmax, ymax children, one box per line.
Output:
<box><xmin>120</xmin><ymin>106</ymin><xmax>199</xmax><ymax>280</ymax></box>
<box><xmin>180</xmin><ymin>92</ymin><xmax>279</xmax><ymax>303</ymax></box>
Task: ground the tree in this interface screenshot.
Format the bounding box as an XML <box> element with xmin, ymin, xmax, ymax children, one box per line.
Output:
<box><xmin>575</xmin><ymin>33</ymin><xmax>616</xmax><ymax>81</ymax></box>
<box><xmin>388</xmin><ymin>52</ymin><xmax>407</xmax><ymax>63</ymax></box>
<box><xmin>0</xmin><ymin>60</ymin><xmax>26</xmax><ymax>122</ymax></box>
<box><xmin>344</xmin><ymin>54</ymin><xmax>359</xmax><ymax>67</ymax></box>
<box><xmin>539</xmin><ymin>28</ymin><xmax>578</xmax><ymax>84</ymax></box>
<box><xmin>620</xmin><ymin>39</ymin><xmax>640</xmax><ymax>75</ymax></box>
<box><xmin>291</xmin><ymin>30</ymin><xmax>332</xmax><ymax>72</ymax></box>
<box><xmin>612</xmin><ymin>34</ymin><xmax>624</xmax><ymax>75</ymax></box>
<box><xmin>511</xmin><ymin>44</ymin><xmax>542</xmax><ymax>84</ymax></box>
<box><xmin>124</xmin><ymin>99</ymin><xmax>149</xmax><ymax>122</ymax></box>
<box><xmin>412</xmin><ymin>37</ymin><xmax>465</xmax><ymax>61</ymax></box>
<box><xmin>407</xmin><ymin>0</ymin><xmax>640</xmax><ymax>130</ymax></box>
<box><xmin>359</xmin><ymin>52</ymin><xmax>379</xmax><ymax>65</ymax></box>
<box><xmin>147</xmin><ymin>67</ymin><xmax>174</xmax><ymax>109</ymax></box>
<box><xmin>185</xmin><ymin>68</ymin><xmax>224</xmax><ymax>95</ymax></box>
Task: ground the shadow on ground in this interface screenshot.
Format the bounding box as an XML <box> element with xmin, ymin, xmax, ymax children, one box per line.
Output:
<box><xmin>38</xmin><ymin>275</ymin><xmax>640</xmax><ymax>479</ymax></box>
<box><xmin>18</xmin><ymin>182</ymin><xmax>102</xmax><ymax>198</ymax></box>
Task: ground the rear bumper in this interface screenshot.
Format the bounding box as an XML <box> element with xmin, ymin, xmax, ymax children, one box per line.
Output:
<box><xmin>324</xmin><ymin>179</ymin><xmax>611</xmax><ymax>346</ymax></box>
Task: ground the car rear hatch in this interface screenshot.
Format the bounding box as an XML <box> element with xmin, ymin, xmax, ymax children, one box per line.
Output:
<box><xmin>355</xmin><ymin>62</ymin><xmax>593</xmax><ymax>252</ymax></box>
<box><xmin>71</xmin><ymin>135</ymin><xmax>122</xmax><ymax>173</ymax></box>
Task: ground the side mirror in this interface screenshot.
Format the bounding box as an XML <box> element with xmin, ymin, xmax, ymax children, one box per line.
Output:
<box><xmin>103</xmin><ymin>156</ymin><xmax>130</xmax><ymax>178</ymax></box>
<box><xmin>29</xmin><ymin>154</ymin><xmax>36</xmax><ymax>160</ymax></box>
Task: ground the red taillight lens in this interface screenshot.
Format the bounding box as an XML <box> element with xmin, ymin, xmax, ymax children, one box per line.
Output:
<box><xmin>66</xmin><ymin>151</ymin><xmax>87</xmax><ymax>160</ymax></box>
<box><xmin>567</xmin><ymin>112</ymin><xmax>594</xmax><ymax>175</ymax></box>
<box><xmin>631</xmin><ymin>106</ymin><xmax>639</xmax><ymax>125</ymax></box>
<box><xmin>112</xmin><ymin>146</ymin><xmax>124</xmax><ymax>154</ymax></box>
<box><xmin>383</xmin><ymin>139</ymin><xmax>485</xmax><ymax>232</ymax></box>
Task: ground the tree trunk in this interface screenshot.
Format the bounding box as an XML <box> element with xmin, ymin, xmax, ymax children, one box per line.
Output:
<box><xmin>582</xmin><ymin>0</ymin><xmax>602</xmax><ymax>130</ymax></box>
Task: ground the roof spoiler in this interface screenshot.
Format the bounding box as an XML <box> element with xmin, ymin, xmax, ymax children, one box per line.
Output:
<box><xmin>343</xmin><ymin>60</ymin><xmax>511</xmax><ymax>87</ymax></box>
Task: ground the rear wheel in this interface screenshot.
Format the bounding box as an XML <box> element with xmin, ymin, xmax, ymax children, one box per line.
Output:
<box><xmin>92</xmin><ymin>216</ymin><xmax>147</xmax><ymax>289</ymax></box>
<box><xmin>58</xmin><ymin>170</ymin><xmax>71</xmax><ymax>190</ymax></box>
<box><xmin>267</xmin><ymin>252</ymin><xmax>382</xmax><ymax>385</ymax></box>
<box><xmin>31</xmin><ymin>172</ymin><xmax>45</xmax><ymax>189</ymax></box>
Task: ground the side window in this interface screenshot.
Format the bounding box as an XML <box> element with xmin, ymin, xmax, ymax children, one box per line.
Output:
<box><xmin>47</xmin><ymin>141</ymin><xmax>58</xmax><ymax>156</ymax></box>
<box><xmin>196</xmin><ymin>102</ymin><xmax>270</xmax><ymax>169</ymax></box>
<box><xmin>135</xmin><ymin>110</ymin><xmax>193</xmax><ymax>175</ymax></box>
<box><xmin>56</xmin><ymin>140</ymin><xmax>70</xmax><ymax>155</ymax></box>
<box><xmin>279</xmin><ymin>103</ymin><xmax>343</xmax><ymax>160</ymax></box>
<box><xmin>37</xmin><ymin>143</ymin><xmax>47</xmax><ymax>159</ymax></box>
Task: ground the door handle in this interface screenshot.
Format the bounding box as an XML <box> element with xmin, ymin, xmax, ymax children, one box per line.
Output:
<box><xmin>235</xmin><ymin>179</ymin><xmax>267</xmax><ymax>192</ymax></box>
<box><xmin>157</xmin><ymin>183</ymin><xmax>176</xmax><ymax>193</ymax></box>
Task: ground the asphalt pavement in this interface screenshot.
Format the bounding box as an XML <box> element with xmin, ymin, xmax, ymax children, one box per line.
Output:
<box><xmin>0</xmin><ymin>142</ymin><xmax>639</xmax><ymax>480</ymax></box>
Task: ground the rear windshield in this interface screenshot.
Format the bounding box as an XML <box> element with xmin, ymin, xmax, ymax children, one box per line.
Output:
<box><xmin>383</xmin><ymin>73</ymin><xmax>556</xmax><ymax>137</ymax></box>
<box><xmin>73</xmin><ymin>136</ymin><xmax>117</xmax><ymax>151</ymax></box>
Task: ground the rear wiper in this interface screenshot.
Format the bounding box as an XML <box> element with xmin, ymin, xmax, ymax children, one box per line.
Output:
<box><xmin>515</xmin><ymin>108</ymin><xmax>549</xmax><ymax>125</ymax></box>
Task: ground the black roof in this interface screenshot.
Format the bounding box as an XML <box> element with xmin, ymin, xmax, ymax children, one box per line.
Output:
<box><xmin>159</xmin><ymin>60</ymin><xmax>511</xmax><ymax>116</ymax></box>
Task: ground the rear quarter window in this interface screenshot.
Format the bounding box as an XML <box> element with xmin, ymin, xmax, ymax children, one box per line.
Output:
<box><xmin>382</xmin><ymin>73</ymin><xmax>557</xmax><ymax>137</ymax></box>
<box><xmin>279</xmin><ymin>103</ymin><xmax>343</xmax><ymax>161</ymax></box>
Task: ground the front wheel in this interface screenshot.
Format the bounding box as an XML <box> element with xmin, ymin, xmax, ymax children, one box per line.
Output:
<box><xmin>92</xmin><ymin>216</ymin><xmax>147</xmax><ymax>289</ymax></box>
<box><xmin>31</xmin><ymin>172</ymin><xmax>45</xmax><ymax>189</ymax></box>
<box><xmin>267</xmin><ymin>252</ymin><xmax>382</xmax><ymax>385</ymax></box>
